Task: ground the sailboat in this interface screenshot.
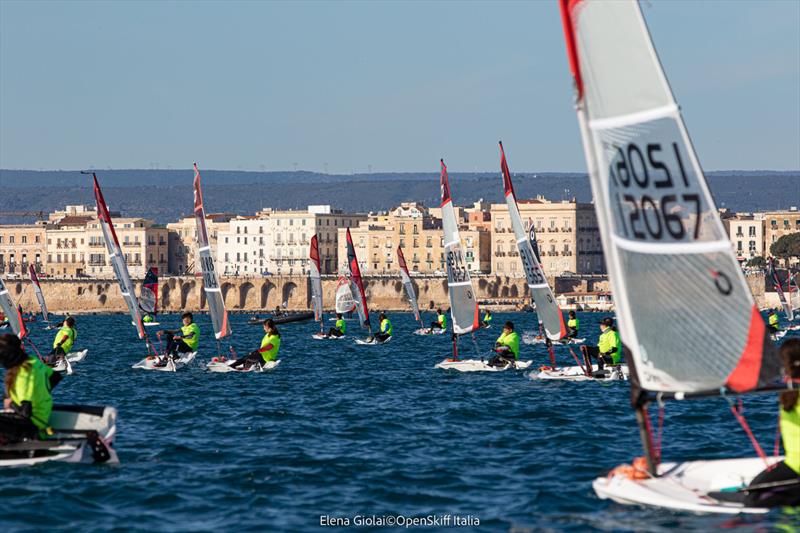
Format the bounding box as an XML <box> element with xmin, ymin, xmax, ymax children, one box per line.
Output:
<box><xmin>28</xmin><ymin>265</ymin><xmax>50</xmax><ymax>328</ymax></box>
<box><xmin>309</xmin><ymin>235</ymin><xmax>337</xmax><ymax>340</ymax></box>
<box><xmin>398</xmin><ymin>246</ymin><xmax>433</xmax><ymax>335</ymax></box>
<box><xmin>561</xmin><ymin>0</ymin><xmax>784</xmax><ymax>512</ymax></box>
<box><xmin>139</xmin><ymin>267</ymin><xmax>160</xmax><ymax>327</ymax></box>
<box><xmin>435</xmin><ymin>160</ymin><xmax>531</xmax><ymax>372</ymax></box>
<box><xmin>344</xmin><ymin>228</ymin><xmax>387</xmax><ymax>345</ymax></box>
<box><xmin>334</xmin><ymin>273</ymin><xmax>357</xmax><ymax>320</ymax></box>
<box><xmin>769</xmin><ymin>257</ymin><xmax>798</xmax><ymax>336</ymax></box>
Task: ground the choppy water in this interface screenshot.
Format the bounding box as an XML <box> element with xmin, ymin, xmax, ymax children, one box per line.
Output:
<box><xmin>2</xmin><ymin>311</ymin><xmax>799</xmax><ymax>532</ymax></box>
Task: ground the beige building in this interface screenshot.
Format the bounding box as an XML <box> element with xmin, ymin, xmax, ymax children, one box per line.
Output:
<box><xmin>85</xmin><ymin>218</ymin><xmax>168</xmax><ymax>279</ymax></box>
<box><xmin>490</xmin><ymin>196</ymin><xmax>604</xmax><ymax>277</ymax></box>
<box><xmin>217</xmin><ymin>206</ymin><xmax>366</xmax><ymax>276</ymax></box>
<box><xmin>337</xmin><ymin>202</ymin><xmax>491</xmax><ymax>275</ymax></box>
<box><xmin>0</xmin><ymin>223</ymin><xmax>47</xmax><ymax>276</ymax></box>
<box><xmin>763</xmin><ymin>208</ymin><xmax>800</xmax><ymax>258</ymax></box>
<box><xmin>166</xmin><ymin>214</ymin><xmax>233</xmax><ymax>275</ymax></box>
<box><xmin>725</xmin><ymin>213</ymin><xmax>766</xmax><ymax>262</ymax></box>
<box><xmin>45</xmin><ymin>215</ymin><xmax>94</xmax><ymax>277</ymax></box>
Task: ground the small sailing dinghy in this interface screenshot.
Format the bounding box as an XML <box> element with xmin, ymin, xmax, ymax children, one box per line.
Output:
<box><xmin>28</xmin><ymin>265</ymin><xmax>54</xmax><ymax>330</ymax></box>
<box><xmin>344</xmin><ymin>228</ymin><xmax>389</xmax><ymax>345</ymax></box>
<box><xmin>308</xmin><ymin>235</ymin><xmax>335</xmax><ymax>341</ymax></box>
<box><xmin>139</xmin><ymin>267</ymin><xmax>160</xmax><ymax>327</ymax></box>
<box><xmin>770</xmin><ymin>258</ymin><xmax>799</xmax><ymax>335</ymax></box>
<box><xmin>560</xmin><ymin>0</ymin><xmax>783</xmax><ymax>513</ymax></box>
<box><xmin>397</xmin><ymin>246</ymin><xmax>436</xmax><ymax>336</ymax></box>
<box><xmin>434</xmin><ymin>160</ymin><xmax>530</xmax><ymax>372</ymax></box>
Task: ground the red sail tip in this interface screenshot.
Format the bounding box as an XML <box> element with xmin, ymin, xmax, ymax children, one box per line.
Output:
<box><xmin>439</xmin><ymin>161</ymin><xmax>452</xmax><ymax>207</ymax></box>
<box><xmin>559</xmin><ymin>0</ymin><xmax>584</xmax><ymax>100</ymax></box>
<box><xmin>499</xmin><ymin>143</ymin><xmax>514</xmax><ymax>197</ymax></box>
<box><xmin>726</xmin><ymin>305</ymin><xmax>769</xmax><ymax>393</ymax></box>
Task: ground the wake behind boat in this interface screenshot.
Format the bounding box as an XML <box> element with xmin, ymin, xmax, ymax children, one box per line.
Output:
<box><xmin>132</xmin><ymin>352</ymin><xmax>197</xmax><ymax>372</ymax></box>
<box><xmin>435</xmin><ymin>358</ymin><xmax>532</xmax><ymax>372</ymax></box>
<box><xmin>206</xmin><ymin>357</ymin><xmax>280</xmax><ymax>373</ymax></box>
<box><xmin>534</xmin><ymin>363</ymin><xmax>629</xmax><ymax>382</ymax></box>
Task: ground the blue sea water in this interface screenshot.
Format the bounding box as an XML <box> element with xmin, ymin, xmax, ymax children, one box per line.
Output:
<box><xmin>2</xmin><ymin>311</ymin><xmax>799</xmax><ymax>532</ymax></box>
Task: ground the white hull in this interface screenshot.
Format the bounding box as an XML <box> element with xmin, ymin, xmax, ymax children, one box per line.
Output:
<box><xmin>66</xmin><ymin>349</ymin><xmax>88</xmax><ymax>363</ymax></box>
<box><xmin>534</xmin><ymin>364</ymin><xmax>629</xmax><ymax>382</ymax></box>
<box><xmin>312</xmin><ymin>334</ymin><xmax>346</xmax><ymax>340</ymax></box>
<box><xmin>355</xmin><ymin>336</ymin><xmax>392</xmax><ymax>345</ymax></box>
<box><xmin>0</xmin><ymin>405</ymin><xmax>118</xmax><ymax>467</ymax></box>
<box><xmin>143</xmin><ymin>322</ymin><xmax>160</xmax><ymax>327</ymax></box>
<box><xmin>413</xmin><ymin>328</ymin><xmax>446</xmax><ymax>336</ymax></box>
<box><xmin>523</xmin><ymin>334</ymin><xmax>585</xmax><ymax>345</ymax></box>
<box><xmin>435</xmin><ymin>358</ymin><xmax>533</xmax><ymax>372</ymax></box>
<box><xmin>132</xmin><ymin>352</ymin><xmax>197</xmax><ymax>372</ymax></box>
<box><xmin>205</xmin><ymin>358</ymin><xmax>281</xmax><ymax>373</ymax></box>
<box><xmin>593</xmin><ymin>457</ymin><xmax>778</xmax><ymax>514</ymax></box>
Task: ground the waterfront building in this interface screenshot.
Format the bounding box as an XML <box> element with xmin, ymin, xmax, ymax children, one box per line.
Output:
<box><xmin>85</xmin><ymin>218</ymin><xmax>168</xmax><ymax>279</ymax></box>
<box><xmin>724</xmin><ymin>213</ymin><xmax>766</xmax><ymax>262</ymax></box>
<box><xmin>0</xmin><ymin>223</ymin><xmax>47</xmax><ymax>276</ymax></box>
<box><xmin>166</xmin><ymin>214</ymin><xmax>234</xmax><ymax>275</ymax></box>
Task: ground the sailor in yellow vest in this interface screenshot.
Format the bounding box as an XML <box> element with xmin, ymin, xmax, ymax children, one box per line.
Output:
<box><xmin>326</xmin><ymin>313</ymin><xmax>346</xmax><ymax>338</ymax></box>
<box><xmin>567</xmin><ymin>311</ymin><xmax>580</xmax><ymax>339</ymax></box>
<box><xmin>427</xmin><ymin>308</ymin><xmax>447</xmax><ymax>334</ymax></box>
<box><xmin>45</xmin><ymin>316</ymin><xmax>76</xmax><ymax>366</ymax></box>
<box><xmin>230</xmin><ymin>319</ymin><xmax>281</xmax><ymax>370</ymax></box>
<box><xmin>489</xmin><ymin>321</ymin><xmax>520</xmax><ymax>368</ymax></box>
<box><xmin>745</xmin><ymin>338</ymin><xmax>800</xmax><ymax>507</ymax></box>
<box><xmin>768</xmin><ymin>309</ymin><xmax>781</xmax><ymax>335</ymax></box>
<box><xmin>0</xmin><ymin>334</ymin><xmax>62</xmax><ymax>441</ymax></box>
<box><xmin>580</xmin><ymin>317</ymin><xmax>622</xmax><ymax>371</ymax></box>
<box><xmin>482</xmin><ymin>309</ymin><xmax>493</xmax><ymax>328</ymax></box>
<box><xmin>156</xmin><ymin>313</ymin><xmax>200</xmax><ymax>366</ymax></box>
<box><xmin>374</xmin><ymin>313</ymin><xmax>393</xmax><ymax>343</ymax></box>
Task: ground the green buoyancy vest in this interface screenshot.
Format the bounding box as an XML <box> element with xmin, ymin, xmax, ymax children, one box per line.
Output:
<box><xmin>484</xmin><ymin>313</ymin><xmax>492</xmax><ymax>323</ymax></box>
<box><xmin>336</xmin><ymin>318</ymin><xmax>346</xmax><ymax>334</ymax></box>
<box><xmin>598</xmin><ymin>328</ymin><xmax>622</xmax><ymax>364</ymax></box>
<box><xmin>143</xmin><ymin>315</ymin><xmax>154</xmax><ymax>323</ymax></box>
<box><xmin>259</xmin><ymin>333</ymin><xmax>281</xmax><ymax>362</ymax></box>
<box><xmin>438</xmin><ymin>314</ymin><xmax>447</xmax><ymax>329</ymax></box>
<box><xmin>781</xmin><ymin>403</ymin><xmax>800</xmax><ymax>473</ymax></box>
<box><xmin>568</xmin><ymin>318</ymin><xmax>579</xmax><ymax>330</ymax></box>
<box><xmin>496</xmin><ymin>331</ymin><xmax>520</xmax><ymax>359</ymax></box>
<box><xmin>10</xmin><ymin>356</ymin><xmax>54</xmax><ymax>430</ymax></box>
<box><xmin>769</xmin><ymin>313</ymin><xmax>779</xmax><ymax>327</ymax></box>
<box><xmin>380</xmin><ymin>318</ymin><xmax>392</xmax><ymax>335</ymax></box>
<box><xmin>53</xmin><ymin>326</ymin><xmax>76</xmax><ymax>353</ymax></box>
<box><xmin>181</xmin><ymin>323</ymin><xmax>200</xmax><ymax>351</ymax></box>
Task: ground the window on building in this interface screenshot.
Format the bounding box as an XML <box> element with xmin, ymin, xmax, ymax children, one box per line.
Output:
<box><xmin>399</xmin><ymin>224</ymin><xmax>406</xmax><ymax>235</ymax></box>
<box><xmin>236</xmin><ymin>253</ymin><xmax>240</xmax><ymax>261</ymax></box>
<box><xmin>21</xmin><ymin>236</ymin><xmax>27</xmax><ymax>244</ymax></box>
<box><xmin>289</xmin><ymin>219</ymin><xmax>294</xmax><ymax>226</ymax></box>
<box><xmin>749</xmin><ymin>226</ymin><xmax>756</xmax><ymax>237</ymax></box>
<box><xmin>236</xmin><ymin>227</ymin><xmax>241</xmax><ymax>234</ymax></box>
<box><xmin>737</xmin><ymin>241</ymin><xmax>743</xmax><ymax>251</ymax></box>
<box><xmin>413</xmin><ymin>238</ymin><xmax>419</xmax><ymax>248</ymax></box>
<box><xmin>426</xmin><ymin>237</ymin><xmax>432</xmax><ymax>247</ymax></box>
<box><xmin>9</xmin><ymin>236</ymin><xmax>14</xmax><ymax>244</ymax></box>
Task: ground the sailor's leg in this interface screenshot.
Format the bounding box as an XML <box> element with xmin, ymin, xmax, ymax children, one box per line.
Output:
<box><xmin>745</xmin><ymin>461</ymin><xmax>800</xmax><ymax>507</ymax></box>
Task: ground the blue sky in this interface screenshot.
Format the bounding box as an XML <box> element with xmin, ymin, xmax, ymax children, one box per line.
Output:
<box><xmin>0</xmin><ymin>0</ymin><xmax>798</xmax><ymax>173</ymax></box>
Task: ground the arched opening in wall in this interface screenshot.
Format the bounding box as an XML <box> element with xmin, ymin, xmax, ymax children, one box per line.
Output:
<box><xmin>200</xmin><ymin>289</ymin><xmax>207</xmax><ymax>310</ymax></box>
<box><xmin>501</xmin><ymin>286</ymin><xmax>510</xmax><ymax>298</ymax></box>
<box><xmin>15</xmin><ymin>283</ymin><xmax>22</xmax><ymax>295</ymax></box>
<box><xmin>489</xmin><ymin>282</ymin><xmax>499</xmax><ymax>298</ymax></box>
<box><xmin>441</xmin><ymin>279</ymin><xmax>448</xmax><ymax>295</ymax></box>
<box><xmin>161</xmin><ymin>283</ymin><xmax>171</xmax><ymax>309</ymax></box>
<box><xmin>77</xmin><ymin>287</ymin><xmax>84</xmax><ymax>296</ymax></box>
<box><xmin>96</xmin><ymin>284</ymin><xmax>104</xmax><ymax>295</ymax></box>
<box><xmin>394</xmin><ymin>281</ymin><xmax>402</xmax><ymax>292</ymax></box>
<box><xmin>261</xmin><ymin>282</ymin><xmax>275</xmax><ymax>309</ymax></box>
<box><xmin>478</xmin><ymin>279</ymin><xmax>488</xmax><ymax>290</ymax></box>
<box><xmin>428</xmin><ymin>300</ymin><xmax>435</xmax><ymax>310</ymax></box>
<box><xmin>281</xmin><ymin>282</ymin><xmax>297</xmax><ymax>308</ymax></box>
<box><xmin>239</xmin><ymin>282</ymin><xmax>255</xmax><ymax>310</ymax></box>
<box><xmin>98</xmin><ymin>294</ymin><xmax>107</xmax><ymax>305</ymax></box>
<box><xmin>180</xmin><ymin>282</ymin><xmax>194</xmax><ymax>309</ymax></box>
<box><xmin>510</xmin><ymin>285</ymin><xmax>519</xmax><ymax>298</ymax></box>
<box><xmin>221</xmin><ymin>283</ymin><xmax>235</xmax><ymax>309</ymax></box>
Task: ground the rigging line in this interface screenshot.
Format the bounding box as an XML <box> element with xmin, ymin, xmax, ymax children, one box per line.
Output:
<box><xmin>724</xmin><ymin>393</ymin><xmax>770</xmax><ymax>469</ymax></box>
<box><xmin>470</xmin><ymin>331</ymin><xmax>481</xmax><ymax>360</ymax></box>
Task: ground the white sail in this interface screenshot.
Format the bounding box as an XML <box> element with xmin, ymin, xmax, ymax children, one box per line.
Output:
<box><xmin>93</xmin><ymin>174</ymin><xmax>145</xmax><ymax>340</ymax></box>
<box><xmin>309</xmin><ymin>235</ymin><xmax>323</xmax><ymax>324</ymax></box>
<box><xmin>0</xmin><ymin>277</ymin><xmax>25</xmax><ymax>338</ymax></box>
<box><xmin>28</xmin><ymin>265</ymin><xmax>49</xmax><ymax>323</ymax></box>
<box><xmin>193</xmin><ymin>164</ymin><xmax>231</xmax><ymax>340</ymax></box>
<box><xmin>562</xmin><ymin>0</ymin><xmax>778</xmax><ymax>394</ymax></box>
<box><xmin>335</xmin><ymin>275</ymin><xmax>356</xmax><ymax>314</ymax></box>
<box><xmin>790</xmin><ymin>272</ymin><xmax>800</xmax><ymax>316</ymax></box>
<box><xmin>344</xmin><ymin>228</ymin><xmax>370</xmax><ymax>331</ymax></box>
<box><xmin>396</xmin><ymin>246</ymin><xmax>421</xmax><ymax>322</ymax></box>
<box><xmin>500</xmin><ymin>142</ymin><xmax>566</xmax><ymax>340</ymax></box>
<box><xmin>770</xmin><ymin>258</ymin><xmax>793</xmax><ymax>322</ymax></box>
<box><xmin>440</xmin><ymin>160</ymin><xmax>479</xmax><ymax>335</ymax></box>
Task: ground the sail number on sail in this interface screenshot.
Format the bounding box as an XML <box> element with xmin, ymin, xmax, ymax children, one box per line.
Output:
<box><xmin>446</xmin><ymin>246</ymin><xmax>469</xmax><ymax>284</ymax></box>
<box><xmin>519</xmin><ymin>245</ymin><xmax>546</xmax><ymax>287</ymax></box>
<box><xmin>201</xmin><ymin>255</ymin><xmax>219</xmax><ymax>290</ymax></box>
<box><xmin>606</xmin><ymin>140</ymin><xmax>703</xmax><ymax>242</ymax></box>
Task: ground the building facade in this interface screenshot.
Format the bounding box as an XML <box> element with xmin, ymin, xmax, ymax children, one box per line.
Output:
<box><xmin>763</xmin><ymin>209</ymin><xmax>800</xmax><ymax>258</ymax></box>
<box><xmin>166</xmin><ymin>214</ymin><xmax>233</xmax><ymax>275</ymax></box>
<box><xmin>725</xmin><ymin>213</ymin><xmax>766</xmax><ymax>262</ymax></box>
<box><xmin>85</xmin><ymin>218</ymin><xmax>168</xmax><ymax>279</ymax></box>
<box><xmin>0</xmin><ymin>223</ymin><xmax>47</xmax><ymax>276</ymax></box>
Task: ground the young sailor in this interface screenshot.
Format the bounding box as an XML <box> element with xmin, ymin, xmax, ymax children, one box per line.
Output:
<box><xmin>768</xmin><ymin>309</ymin><xmax>781</xmax><ymax>334</ymax></box>
<box><xmin>580</xmin><ymin>317</ymin><xmax>622</xmax><ymax>371</ymax></box>
<box><xmin>0</xmin><ymin>334</ymin><xmax>61</xmax><ymax>441</ymax></box>
<box><xmin>744</xmin><ymin>338</ymin><xmax>800</xmax><ymax>507</ymax></box>
<box><xmin>326</xmin><ymin>313</ymin><xmax>346</xmax><ymax>338</ymax></box>
<box><xmin>157</xmin><ymin>312</ymin><xmax>200</xmax><ymax>363</ymax></box>
<box><xmin>45</xmin><ymin>317</ymin><xmax>76</xmax><ymax>365</ymax></box>
<box><xmin>482</xmin><ymin>309</ymin><xmax>493</xmax><ymax>328</ymax></box>
<box><xmin>489</xmin><ymin>321</ymin><xmax>520</xmax><ymax>367</ymax></box>
<box><xmin>567</xmin><ymin>311</ymin><xmax>579</xmax><ymax>339</ymax></box>
<box><xmin>375</xmin><ymin>313</ymin><xmax>392</xmax><ymax>343</ymax></box>
<box><xmin>230</xmin><ymin>319</ymin><xmax>281</xmax><ymax>370</ymax></box>
<box><xmin>143</xmin><ymin>314</ymin><xmax>155</xmax><ymax>324</ymax></box>
<box><xmin>427</xmin><ymin>308</ymin><xmax>447</xmax><ymax>333</ymax></box>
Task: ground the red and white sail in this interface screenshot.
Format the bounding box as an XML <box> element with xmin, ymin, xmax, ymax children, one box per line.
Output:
<box><xmin>0</xmin><ymin>278</ymin><xmax>26</xmax><ymax>339</ymax></box>
<box><xmin>397</xmin><ymin>246</ymin><xmax>421</xmax><ymax>323</ymax></box>
<box><xmin>440</xmin><ymin>160</ymin><xmax>480</xmax><ymax>335</ymax></box>
<box><xmin>560</xmin><ymin>0</ymin><xmax>778</xmax><ymax>393</ymax></box>
<box><xmin>769</xmin><ymin>257</ymin><xmax>793</xmax><ymax>322</ymax></box>
<box><xmin>335</xmin><ymin>275</ymin><xmax>356</xmax><ymax>314</ymax></box>
<box><xmin>345</xmin><ymin>228</ymin><xmax>370</xmax><ymax>332</ymax></box>
<box><xmin>194</xmin><ymin>164</ymin><xmax>231</xmax><ymax>340</ymax></box>
<box><xmin>139</xmin><ymin>267</ymin><xmax>159</xmax><ymax>317</ymax></box>
<box><xmin>94</xmin><ymin>174</ymin><xmax>145</xmax><ymax>340</ymax></box>
<box><xmin>309</xmin><ymin>235</ymin><xmax>324</xmax><ymax>326</ymax></box>
<box><xmin>28</xmin><ymin>265</ymin><xmax>49</xmax><ymax>323</ymax></box>
<box><xmin>500</xmin><ymin>141</ymin><xmax>567</xmax><ymax>340</ymax></box>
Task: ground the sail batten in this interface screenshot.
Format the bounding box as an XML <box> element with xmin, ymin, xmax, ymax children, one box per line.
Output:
<box><xmin>28</xmin><ymin>266</ymin><xmax>49</xmax><ymax>323</ymax></box>
<box><xmin>397</xmin><ymin>246</ymin><xmax>421</xmax><ymax>323</ymax></box>
<box><xmin>560</xmin><ymin>0</ymin><xmax>779</xmax><ymax>394</ymax></box>
<box><xmin>440</xmin><ymin>160</ymin><xmax>479</xmax><ymax>335</ymax></box>
<box><xmin>500</xmin><ymin>142</ymin><xmax>567</xmax><ymax>340</ymax></box>
<box><xmin>193</xmin><ymin>164</ymin><xmax>231</xmax><ymax>340</ymax></box>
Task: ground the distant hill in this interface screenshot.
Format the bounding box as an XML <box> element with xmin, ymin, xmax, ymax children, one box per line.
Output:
<box><xmin>0</xmin><ymin>169</ymin><xmax>797</xmax><ymax>224</ymax></box>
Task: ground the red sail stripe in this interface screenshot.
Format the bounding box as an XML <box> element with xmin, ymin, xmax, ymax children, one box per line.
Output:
<box><xmin>499</xmin><ymin>141</ymin><xmax>515</xmax><ymax>199</ymax></box>
<box><xmin>726</xmin><ymin>305</ymin><xmax>769</xmax><ymax>393</ymax></box>
<box><xmin>310</xmin><ymin>235</ymin><xmax>321</xmax><ymax>271</ymax></box>
<box><xmin>440</xmin><ymin>159</ymin><xmax>452</xmax><ymax>207</ymax></box>
<box><xmin>559</xmin><ymin>0</ymin><xmax>585</xmax><ymax>100</ymax></box>
<box><xmin>346</xmin><ymin>228</ymin><xmax>369</xmax><ymax>325</ymax></box>
<box><xmin>93</xmin><ymin>175</ymin><xmax>122</xmax><ymax>249</ymax></box>
<box><xmin>397</xmin><ymin>246</ymin><xmax>410</xmax><ymax>276</ymax></box>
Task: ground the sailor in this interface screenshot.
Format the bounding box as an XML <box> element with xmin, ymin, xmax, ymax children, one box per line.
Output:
<box><xmin>567</xmin><ymin>311</ymin><xmax>580</xmax><ymax>338</ymax></box>
<box><xmin>581</xmin><ymin>317</ymin><xmax>622</xmax><ymax>371</ymax></box>
<box><xmin>489</xmin><ymin>321</ymin><xmax>520</xmax><ymax>367</ymax></box>
<box><xmin>326</xmin><ymin>313</ymin><xmax>346</xmax><ymax>338</ymax></box>
<box><xmin>45</xmin><ymin>316</ymin><xmax>76</xmax><ymax>365</ymax></box>
<box><xmin>427</xmin><ymin>308</ymin><xmax>447</xmax><ymax>333</ymax></box>
<box><xmin>143</xmin><ymin>314</ymin><xmax>154</xmax><ymax>324</ymax></box>
<box><xmin>0</xmin><ymin>334</ymin><xmax>61</xmax><ymax>441</ymax></box>
<box><xmin>158</xmin><ymin>312</ymin><xmax>200</xmax><ymax>362</ymax></box>
<box><xmin>768</xmin><ymin>309</ymin><xmax>781</xmax><ymax>334</ymax></box>
<box><xmin>375</xmin><ymin>313</ymin><xmax>393</xmax><ymax>343</ymax></box>
<box><xmin>230</xmin><ymin>319</ymin><xmax>281</xmax><ymax>370</ymax></box>
<box><xmin>482</xmin><ymin>309</ymin><xmax>493</xmax><ymax>328</ymax></box>
<box><xmin>745</xmin><ymin>338</ymin><xmax>800</xmax><ymax>507</ymax></box>
<box><xmin>274</xmin><ymin>305</ymin><xmax>284</xmax><ymax>318</ymax></box>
